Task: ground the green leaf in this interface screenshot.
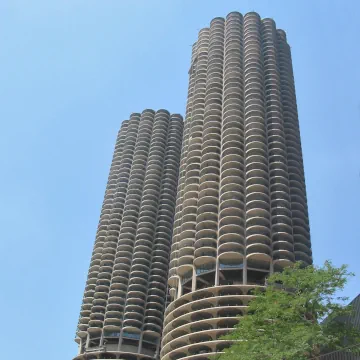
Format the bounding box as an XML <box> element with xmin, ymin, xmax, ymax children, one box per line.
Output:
<box><xmin>218</xmin><ymin>261</ymin><xmax>360</xmax><ymax>360</ymax></box>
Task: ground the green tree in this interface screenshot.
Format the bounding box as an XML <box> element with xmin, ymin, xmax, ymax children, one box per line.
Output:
<box><xmin>219</xmin><ymin>261</ymin><xmax>360</xmax><ymax>360</ymax></box>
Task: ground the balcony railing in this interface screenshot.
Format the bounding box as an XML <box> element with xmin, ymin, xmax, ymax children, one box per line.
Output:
<box><xmin>181</xmin><ymin>271</ymin><xmax>193</xmax><ymax>284</ymax></box>
<box><xmin>122</xmin><ymin>332</ymin><xmax>140</xmax><ymax>340</ymax></box>
<box><xmin>104</xmin><ymin>331</ymin><xmax>120</xmax><ymax>337</ymax></box>
<box><xmin>219</xmin><ymin>263</ymin><xmax>243</xmax><ymax>269</ymax></box>
<box><xmin>196</xmin><ymin>265</ymin><xmax>215</xmax><ymax>275</ymax></box>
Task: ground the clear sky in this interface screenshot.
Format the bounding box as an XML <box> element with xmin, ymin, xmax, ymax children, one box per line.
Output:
<box><xmin>0</xmin><ymin>1</ymin><xmax>359</xmax><ymax>359</ymax></box>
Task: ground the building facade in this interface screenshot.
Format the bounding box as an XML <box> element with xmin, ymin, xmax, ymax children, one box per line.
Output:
<box><xmin>322</xmin><ymin>294</ymin><xmax>360</xmax><ymax>360</ymax></box>
<box><xmin>161</xmin><ymin>11</ymin><xmax>312</xmax><ymax>360</ymax></box>
<box><xmin>75</xmin><ymin>109</ymin><xmax>183</xmax><ymax>360</ymax></box>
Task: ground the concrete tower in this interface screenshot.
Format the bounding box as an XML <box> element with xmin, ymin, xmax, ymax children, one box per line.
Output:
<box><xmin>75</xmin><ymin>109</ymin><xmax>183</xmax><ymax>360</ymax></box>
<box><xmin>161</xmin><ymin>11</ymin><xmax>312</xmax><ymax>360</ymax></box>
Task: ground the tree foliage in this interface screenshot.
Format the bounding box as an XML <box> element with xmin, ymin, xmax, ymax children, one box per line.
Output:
<box><xmin>219</xmin><ymin>261</ymin><xmax>360</xmax><ymax>360</ymax></box>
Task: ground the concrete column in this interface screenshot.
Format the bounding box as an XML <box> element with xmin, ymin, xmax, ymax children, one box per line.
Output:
<box><xmin>192</xmin><ymin>267</ymin><xmax>196</xmax><ymax>291</ymax></box>
<box><xmin>78</xmin><ymin>338</ymin><xmax>83</xmax><ymax>355</ymax></box>
<box><xmin>243</xmin><ymin>258</ymin><xmax>247</xmax><ymax>284</ymax></box>
<box><xmin>177</xmin><ymin>278</ymin><xmax>183</xmax><ymax>298</ymax></box>
<box><xmin>215</xmin><ymin>259</ymin><xmax>220</xmax><ymax>286</ymax></box>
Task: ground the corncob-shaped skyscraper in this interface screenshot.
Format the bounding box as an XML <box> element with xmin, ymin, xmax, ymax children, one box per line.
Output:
<box><xmin>75</xmin><ymin>110</ymin><xmax>183</xmax><ymax>360</ymax></box>
<box><xmin>162</xmin><ymin>11</ymin><xmax>311</xmax><ymax>360</ymax></box>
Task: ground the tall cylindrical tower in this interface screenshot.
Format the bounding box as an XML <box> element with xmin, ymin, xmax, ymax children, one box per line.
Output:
<box><xmin>75</xmin><ymin>109</ymin><xmax>183</xmax><ymax>360</ymax></box>
<box><xmin>162</xmin><ymin>11</ymin><xmax>312</xmax><ymax>360</ymax></box>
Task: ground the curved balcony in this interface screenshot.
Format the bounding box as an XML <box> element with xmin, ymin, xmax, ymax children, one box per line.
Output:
<box><xmin>162</xmin><ymin>283</ymin><xmax>262</xmax><ymax>360</ymax></box>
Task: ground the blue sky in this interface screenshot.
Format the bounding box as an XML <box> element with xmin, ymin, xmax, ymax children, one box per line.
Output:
<box><xmin>0</xmin><ymin>1</ymin><xmax>359</xmax><ymax>359</ymax></box>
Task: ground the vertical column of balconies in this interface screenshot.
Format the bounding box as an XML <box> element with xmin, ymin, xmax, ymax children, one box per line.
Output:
<box><xmin>143</xmin><ymin>115</ymin><xmax>183</xmax><ymax>349</ymax></box>
<box><xmin>122</xmin><ymin>110</ymin><xmax>170</xmax><ymax>337</ymax></box>
<box><xmin>100</xmin><ymin>115</ymin><xmax>140</xmax><ymax>337</ymax></box>
<box><xmin>243</xmin><ymin>12</ymin><xmax>272</xmax><ymax>280</ymax></box>
<box><xmin>218</xmin><ymin>12</ymin><xmax>245</xmax><ymax>277</ymax></box>
<box><xmin>77</xmin><ymin>120</ymin><xmax>130</xmax><ymax>341</ymax></box>
<box><xmin>176</xmin><ymin>29</ymin><xmax>209</xmax><ymax>296</ymax></box>
<box><xmin>88</xmin><ymin>115</ymin><xmax>142</xmax><ymax>342</ymax></box>
<box><xmin>87</xmin><ymin>116</ymin><xmax>139</xmax><ymax>341</ymax></box>
<box><xmin>261</xmin><ymin>19</ymin><xmax>294</xmax><ymax>271</ymax></box>
<box><xmin>194</xmin><ymin>18</ymin><xmax>224</xmax><ymax>286</ymax></box>
<box><xmin>277</xmin><ymin>31</ymin><xmax>312</xmax><ymax>265</ymax></box>
<box><xmin>168</xmin><ymin>43</ymin><xmax>197</xmax><ymax>298</ymax></box>
<box><xmin>103</xmin><ymin>110</ymin><xmax>155</xmax><ymax>336</ymax></box>
<box><xmin>101</xmin><ymin>114</ymin><xmax>143</xmax><ymax>339</ymax></box>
